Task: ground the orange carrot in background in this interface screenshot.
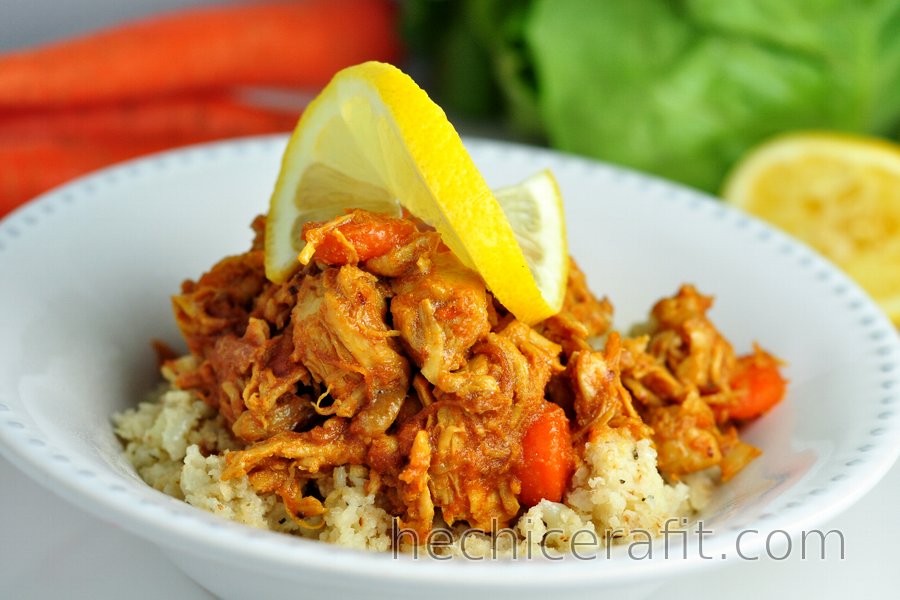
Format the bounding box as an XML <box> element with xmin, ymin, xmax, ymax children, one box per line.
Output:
<box><xmin>0</xmin><ymin>93</ymin><xmax>300</xmax><ymax>144</ymax></box>
<box><xmin>0</xmin><ymin>97</ymin><xmax>296</xmax><ymax>217</ymax></box>
<box><xmin>0</xmin><ymin>138</ymin><xmax>176</xmax><ymax>215</ymax></box>
<box><xmin>0</xmin><ymin>0</ymin><xmax>402</xmax><ymax>109</ymax></box>
<box><xmin>0</xmin><ymin>0</ymin><xmax>404</xmax><ymax>216</ymax></box>
<box><xmin>516</xmin><ymin>403</ymin><xmax>574</xmax><ymax>507</ymax></box>
<box><xmin>0</xmin><ymin>92</ymin><xmax>305</xmax><ymax>217</ymax></box>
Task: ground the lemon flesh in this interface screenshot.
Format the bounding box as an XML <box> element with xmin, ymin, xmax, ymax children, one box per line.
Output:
<box><xmin>723</xmin><ymin>132</ymin><xmax>900</xmax><ymax>325</ymax></box>
<box><xmin>494</xmin><ymin>170</ymin><xmax>568</xmax><ymax>315</ymax></box>
<box><xmin>266</xmin><ymin>61</ymin><xmax>566</xmax><ymax>325</ymax></box>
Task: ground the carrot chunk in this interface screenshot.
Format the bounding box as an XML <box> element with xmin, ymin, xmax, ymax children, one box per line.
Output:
<box><xmin>516</xmin><ymin>403</ymin><xmax>574</xmax><ymax>507</ymax></box>
<box><xmin>727</xmin><ymin>349</ymin><xmax>787</xmax><ymax>420</ymax></box>
<box><xmin>303</xmin><ymin>212</ymin><xmax>416</xmax><ymax>265</ymax></box>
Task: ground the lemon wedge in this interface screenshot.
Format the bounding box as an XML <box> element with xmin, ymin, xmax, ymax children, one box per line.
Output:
<box><xmin>723</xmin><ymin>132</ymin><xmax>900</xmax><ymax>325</ymax></box>
<box><xmin>494</xmin><ymin>169</ymin><xmax>568</xmax><ymax>315</ymax></box>
<box><xmin>265</xmin><ymin>61</ymin><xmax>566</xmax><ymax>325</ymax></box>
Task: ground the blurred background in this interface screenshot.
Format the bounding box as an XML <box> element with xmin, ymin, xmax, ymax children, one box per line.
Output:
<box><xmin>0</xmin><ymin>2</ymin><xmax>898</xmax><ymax>598</ymax></box>
<box><xmin>1</xmin><ymin>0</ymin><xmax>898</xmax><ymax>319</ymax></box>
<box><xmin>0</xmin><ymin>0</ymin><xmax>240</xmax><ymax>50</ymax></box>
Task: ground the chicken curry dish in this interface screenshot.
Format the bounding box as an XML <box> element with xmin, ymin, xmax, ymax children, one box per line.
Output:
<box><xmin>116</xmin><ymin>208</ymin><xmax>786</xmax><ymax>556</ymax></box>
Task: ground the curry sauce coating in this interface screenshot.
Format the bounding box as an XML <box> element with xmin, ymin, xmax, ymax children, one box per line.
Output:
<box><xmin>170</xmin><ymin>210</ymin><xmax>763</xmax><ymax>531</ymax></box>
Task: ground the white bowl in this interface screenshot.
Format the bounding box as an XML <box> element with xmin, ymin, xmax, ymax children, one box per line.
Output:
<box><xmin>1</xmin><ymin>136</ymin><xmax>898</xmax><ymax>600</ymax></box>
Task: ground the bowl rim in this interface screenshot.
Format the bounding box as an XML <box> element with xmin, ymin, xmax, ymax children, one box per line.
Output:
<box><xmin>1</xmin><ymin>134</ymin><xmax>899</xmax><ymax>587</ymax></box>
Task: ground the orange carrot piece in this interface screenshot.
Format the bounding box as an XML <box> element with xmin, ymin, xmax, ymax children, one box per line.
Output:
<box><xmin>0</xmin><ymin>0</ymin><xmax>402</xmax><ymax>109</ymax></box>
<box><xmin>303</xmin><ymin>212</ymin><xmax>417</xmax><ymax>265</ymax></box>
<box><xmin>0</xmin><ymin>93</ymin><xmax>299</xmax><ymax>144</ymax></box>
<box><xmin>516</xmin><ymin>403</ymin><xmax>574</xmax><ymax>507</ymax></box>
<box><xmin>726</xmin><ymin>350</ymin><xmax>787</xmax><ymax>420</ymax></box>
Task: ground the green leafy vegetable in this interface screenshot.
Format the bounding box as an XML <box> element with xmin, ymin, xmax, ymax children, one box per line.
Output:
<box><xmin>405</xmin><ymin>0</ymin><xmax>900</xmax><ymax>193</ymax></box>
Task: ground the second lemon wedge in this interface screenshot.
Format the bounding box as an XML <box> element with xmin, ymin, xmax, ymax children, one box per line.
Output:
<box><xmin>723</xmin><ymin>132</ymin><xmax>900</xmax><ymax>325</ymax></box>
<box><xmin>266</xmin><ymin>61</ymin><xmax>566</xmax><ymax>325</ymax></box>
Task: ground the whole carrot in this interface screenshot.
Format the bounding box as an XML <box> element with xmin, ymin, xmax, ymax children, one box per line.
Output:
<box><xmin>0</xmin><ymin>138</ymin><xmax>170</xmax><ymax>216</ymax></box>
<box><xmin>0</xmin><ymin>102</ymin><xmax>297</xmax><ymax>217</ymax></box>
<box><xmin>0</xmin><ymin>0</ymin><xmax>402</xmax><ymax>109</ymax></box>
<box><xmin>0</xmin><ymin>93</ymin><xmax>300</xmax><ymax>144</ymax></box>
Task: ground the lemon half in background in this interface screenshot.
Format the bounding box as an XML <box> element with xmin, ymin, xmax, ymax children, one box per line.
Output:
<box><xmin>724</xmin><ymin>132</ymin><xmax>900</xmax><ymax>325</ymax></box>
<box><xmin>265</xmin><ymin>61</ymin><xmax>567</xmax><ymax>325</ymax></box>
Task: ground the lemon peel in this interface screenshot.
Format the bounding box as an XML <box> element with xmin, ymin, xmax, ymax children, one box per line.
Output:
<box><xmin>266</xmin><ymin>61</ymin><xmax>567</xmax><ymax>324</ymax></box>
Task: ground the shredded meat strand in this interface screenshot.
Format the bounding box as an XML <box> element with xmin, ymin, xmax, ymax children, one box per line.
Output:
<box><xmin>168</xmin><ymin>212</ymin><xmax>775</xmax><ymax>533</ymax></box>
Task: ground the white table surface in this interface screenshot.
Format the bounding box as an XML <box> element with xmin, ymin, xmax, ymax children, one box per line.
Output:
<box><xmin>2</xmin><ymin>453</ymin><xmax>896</xmax><ymax>599</ymax></box>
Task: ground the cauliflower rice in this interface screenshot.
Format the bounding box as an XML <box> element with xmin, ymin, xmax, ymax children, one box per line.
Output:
<box><xmin>114</xmin><ymin>385</ymin><xmax>711</xmax><ymax>556</ymax></box>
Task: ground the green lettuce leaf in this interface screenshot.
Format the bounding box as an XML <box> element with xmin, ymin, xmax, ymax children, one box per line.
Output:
<box><xmin>406</xmin><ymin>0</ymin><xmax>900</xmax><ymax>193</ymax></box>
<box><xmin>524</xmin><ymin>0</ymin><xmax>900</xmax><ymax>192</ymax></box>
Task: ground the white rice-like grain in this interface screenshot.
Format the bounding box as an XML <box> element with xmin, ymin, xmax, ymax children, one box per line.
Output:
<box><xmin>114</xmin><ymin>384</ymin><xmax>711</xmax><ymax>555</ymax></box>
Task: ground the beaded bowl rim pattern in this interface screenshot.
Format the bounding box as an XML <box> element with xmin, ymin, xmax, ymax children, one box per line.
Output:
<box><xmin>0</xmin><ymin>134</ymin><xmax>898</xmax><ymax>589</ymax></box>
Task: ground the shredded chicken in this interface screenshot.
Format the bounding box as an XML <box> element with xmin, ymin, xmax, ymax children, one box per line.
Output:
<box><xmin>167</xmin><ymin>210</ymin><xmax>776</xmax><ymax>534</ymax></box>
<box><xmin>292</xmin><ymin>265</ymin><xmax>410</xmax><ymax>437</ymax></box>
<box><xmin>391</xmin><ymin>250</ymin><xmax>491</xmax><ymax>388</ymax></box>
<box><xmin>407</xmin><ymin>320</ymin><xmax>563</xmax><ymax>529</ymax></box>
<box><xmin>620</xmin><ymin>285</ymin><xmax>761</xmax><ymax>480</ymax></box>
<box><xmin>537</xmin><ymin>259</ymin><xmax>613</xmax><ymax>357</ymax></box>
<box><xmin>567</xmin><ymin>333</ymin><xmax>647</xmax><ymax>437</ymax></box>
<box><xmin>647</xmin><ymin>284</ymin><xmax>737</xmax><ymax>400</ymax></box>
